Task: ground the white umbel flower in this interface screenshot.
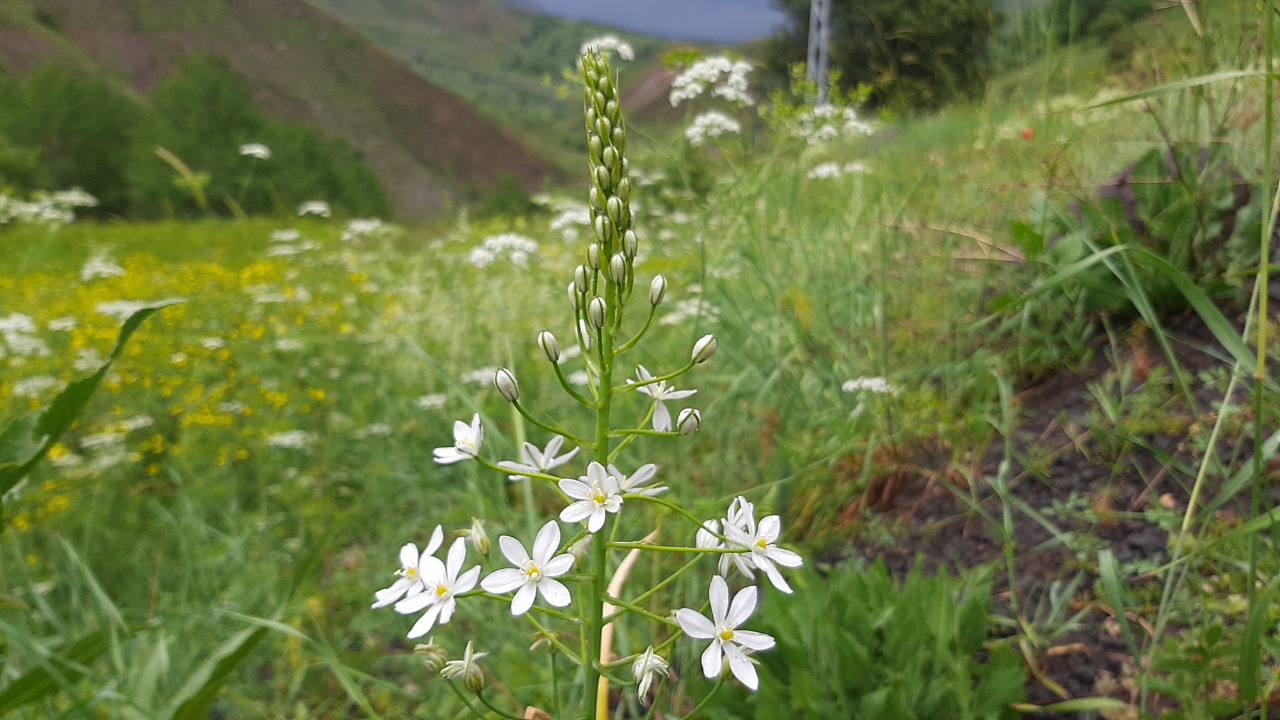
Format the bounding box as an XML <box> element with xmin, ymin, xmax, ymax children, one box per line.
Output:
<box><xmin>433</xmin><ymin>413</ymin><xmax>484</xmax><ymax>464</ymax></box>
<box><xmin>481</xmin><ymin>521</ymin><xmax>575</xmax><ymax>615</ymax></box>
<box><xmin>676</xmin><ymin>575</ymin><xmax>775</xmax><ymax>691</ymax></box>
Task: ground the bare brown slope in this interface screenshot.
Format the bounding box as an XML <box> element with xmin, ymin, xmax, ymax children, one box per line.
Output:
<box><xmin>0</xmin><ymin>0</ymin><xmax>565</xmax><ymax>217</ymax></box>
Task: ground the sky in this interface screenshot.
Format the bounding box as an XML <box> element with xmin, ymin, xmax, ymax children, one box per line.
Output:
<box><xmin>521</xmin><ymin>0</ymin><xmax>791</xmax><ymax>44</ymax></box>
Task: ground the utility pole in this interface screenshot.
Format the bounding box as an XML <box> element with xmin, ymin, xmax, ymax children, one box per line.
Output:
<box><xmin>806</xmin><ymin>0</ymin><xmax>831</xmax><ymax>106</ymax></box>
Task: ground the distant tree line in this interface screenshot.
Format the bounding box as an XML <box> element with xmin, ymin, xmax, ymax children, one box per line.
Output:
<box><xmin>0</xmin><ymin>54</ymin><xmax>387</xmax><ymax>219</ymax></box>
<box><xmin>765</xmin><ymin>0</ymin><xmax>1150</xmax><ymax>112</ymax></box>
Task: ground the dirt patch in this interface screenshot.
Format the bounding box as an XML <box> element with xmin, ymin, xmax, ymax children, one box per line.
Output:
<box><xmin>846</xmin><ymin>313</ymin><xmax>1275</xmax><ymax>715</ymax></box>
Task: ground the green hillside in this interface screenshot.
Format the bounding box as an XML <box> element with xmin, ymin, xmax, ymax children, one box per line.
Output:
<box><xmin>0</xmin><ymin>0</ymin><xmax>564</xmax><ymax>217</ymax></box>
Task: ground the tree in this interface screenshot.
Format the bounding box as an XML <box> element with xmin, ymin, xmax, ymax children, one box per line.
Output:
<box><xmin>767</xmin><ymin>0</ymin><xmax>1002</xmax><ymax>111</ymax></box>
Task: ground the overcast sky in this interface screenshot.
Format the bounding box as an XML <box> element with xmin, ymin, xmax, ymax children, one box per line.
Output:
<box><xmin>522</xmin><ymin>0</ymin><xmax>791</xmax><ymax>43</ymax></box>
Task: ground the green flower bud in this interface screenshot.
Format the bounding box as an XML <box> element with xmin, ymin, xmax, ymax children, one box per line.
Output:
<box><xmin>606</xmin><ymin>196</ymin><xmax>622</xmax><ymax>224</ymax></box>
<box><xmin>414</xmin><ymin>639</ymin><xmax>449</xmax><ymax>676</ymax></box>
<box><xmin>568</xmin><ymin>281</ymin><xmax>580</xmax><ymax>310</ymax></box>
<box><xmin>538</xmin><ymin>330</ymin><xmax>560</xmax><ymax>363</ymax></box>
<box><xmin>595</xmin><ymin>166</ymin><xmax>612</xmax><ymax>191</ymax></box>
<box><xmin>616</xmin><ymin>178</ymin><xmax>631</xmax><ymax>202</ymax></box>
<box><xmin>692</xmin><ymin>334</ymin><xmax>718</xmax><ymax>365</ymax></box>
<box><xmin>622</xmin><ymin>230</ymin><xmax>638</xmax><ymax>259</ymax></box>
<box><xmin>609</xmin><ymin>253</ymin><xmax>628</xmax><ymax>284</ymax></box>
<box><xmin>463</xmin><ymin>517</ymin><xmax>490</xmax><ymax>556</ymax></box>
<box><xmin>596</xmin><ymin>117</ymin><xmax>612</xmax><ymax>139</ymax></box>
<box><xmin>574</xmin><ymin>264</ymin><xmax>591</xmax><ymax>294</ymax></box>
<box><xmin>602</xmin><ymin>146</ymin><xmax>618</xmax><ymax>169</ymax></box>
<box><xmin>649</xmin><ymin>275</ymin><xmax>667</xmax><ymax>306</ymax></box>
<box><xmin>589</xmin><ymin>136</ymin><xmax>603</xmax><ymax>161</ymax></box>
<box><xmin>605</xmin><ymin>100</ymin><xmax>618</xmax><ymax>119</ymax></box>
<box><xmin>589</xmin><ymin>186</ymin><xmax>601</xmax><ymax>210</ymax></box>
<box><xmin>587</xmin><ymin>242</ymin><xmax>601</xmax><ymax>270</ymax></box>
<box><xmin>495</xmin><ymin>368</ymin><xmax>519</xmax><ymax>403</ymax></box>
<box><xmin>588</xmin><ymin>296</ymin><xmax>606</xmax><ymax>329</ymax></box>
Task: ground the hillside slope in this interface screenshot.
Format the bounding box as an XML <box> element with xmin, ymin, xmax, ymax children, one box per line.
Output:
<box><xmin>0</xmin><ymin>0</ymin><xmax>564</xmax><ymax>217</ymax></box>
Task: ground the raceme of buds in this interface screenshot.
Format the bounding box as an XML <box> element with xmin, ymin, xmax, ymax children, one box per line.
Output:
<box><xmin>538</xmin><ymin>330</ymin><xmax>560</xmax><ymax>363</ymax></box>
<box><xmin>692</xmin><ymin>334</ymin><xmax>718</xmax><ymax>365</ymax></box>
<box><xmin>677</xmin><ymin>408</ymin><xmax>701</xmax><ymax>435</ymax></box>
<box><xmin>588</xmin><ymin>296</ymin><xmax>607</xmax><ymax>329</ymax></box>
<box><xmin>649</xmin><ymin>275</ymin><xmax>668</xmax><ymax>306</ymax></box>
<box><xmin>495</xmin><ymin>368</ymin><xmax>520</xmax><ymax>403</ymax></box>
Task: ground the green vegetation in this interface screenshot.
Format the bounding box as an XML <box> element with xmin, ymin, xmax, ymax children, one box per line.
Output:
<box><xmin>2</xmin><ymin>1</ymin><xmax>1280</xmax><ymax>718</ymax></box>
<box><xmin>0</xmin><ymin>55</ymin><xmax>387</xmax><ymax>219</ymax></box>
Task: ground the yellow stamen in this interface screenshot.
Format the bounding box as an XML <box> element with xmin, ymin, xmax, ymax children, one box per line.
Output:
<box><xmin>719</xmin><ymin>628</ymin><xmax>735</xmax><ymax>641</ymax></box>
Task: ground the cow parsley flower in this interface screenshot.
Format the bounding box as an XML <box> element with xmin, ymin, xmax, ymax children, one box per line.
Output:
<box><xmin>395</xmin><ymin>537</ymin><xmax>481</xmax><ymax>638</ymax></box>
<box><xmin>629</xmin><ymin>366</ymin><xmax>696</xmax><ymax>432</ymax></box>
<box><xmin>685</xmin><ymin>111</ymin><xmax>741</xmax><ymax>147</ymax></box>
<box><xmin>372</xmin><ymin>526</ymin><xmax>444</xmax><ymax>609</ymax></box>
<box><xmin>433</xmin><ymin>413</ymin><xmax>483</xmax><ymax>464</ymax></box>
<box><xmin>676</xmin><ymin>575</ymin><xmax>775</xmax><ymax>691</ymax></box>
<box><xmin>497</xmin><ymin>435</ymin><xmax>580</xmax><ymax>481</ymax></box>
<box><xmin>559</xmin><ymin>461</ymin><xmax>624</xmax><ymax>532</ymax></box>
<box><xmin>481</xmin><ymin>520</ymin><xmax>575</xmax><ymax>615</ymax></box>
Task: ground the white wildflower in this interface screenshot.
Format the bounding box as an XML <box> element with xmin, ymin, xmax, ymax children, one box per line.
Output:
<box><xmin>266</xmin><ymin>430</ymin><xmax>316</xmax><ymax>449</ymax></box>
<box><xmin>481</xmin><ymin>520</ymin><xmax>575</xmax><ymax>615</ymax></box>
<box><xmin>676</xmin><ymin>575</ymin><xmax>775</xmax><ymax>691</ymax></box>
<box><xmin>433</xmin><ymin>413</ymin><xmax>483</xmax><ymax>464</ymax></box>
<box><xmin>558</xmin><ymin>461</ymin><xmax>624</xmax><ymax>533</ymax></box>
<box><xmin>497</xmin><ymin>435</ymin><xmax>580</xmax><ymax>481</ymax></box>
<box><xmin>685</xmin><ymin>111</ymin><xmax>741</xmax><ymax>147</ymax></box>
<box><xmin>629</xmin><ymin>365</ymin><xmax>696</xmax><ymax>432</ymax></box>
<box><xmin>841</xmin><ymin>377</ymin><xmax>897</xmax><ymax>395</ymax></box>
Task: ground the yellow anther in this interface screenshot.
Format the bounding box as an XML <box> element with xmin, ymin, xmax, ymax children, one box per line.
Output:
<box><xmin>719</xmin><ymin>628</ymin><xmax>735</xmax><ymax>641</ymax></box>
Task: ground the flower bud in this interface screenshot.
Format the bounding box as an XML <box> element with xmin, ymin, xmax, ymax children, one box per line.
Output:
<box><xmin>605</xmin><ymin>100</ymin><xmax>618</xmax><ymax>119</ymax></box>
<box><xmin>595</xmin><ymin>165</ymin><xmax>612</xmax><ymax>191</ymax></box>
<box><xmin>692</xmin><ymin>334</ymin><xmax>718</xmax><ymax>365</ymax></box>
<box><xmin>495</xmin><ymin>368</ymin><xmax>520</xmax><ymax>403</ymax></box>
<box><xmin>568</xmin><ymin>281</ymin><xmax>580</xmax><ymax>310</ymax></box>
<box><xmin>606</xmin><ymin>196</ymin><xmax>622</xmax><ymax>224</ymax></box>
<box><xmin>587</xmin><ymin>243</ymin><xmax>601</xmax><ymax>270</ymax></box>
<box><xmin>578</xmin><ymin>319</ymin><xmax>593</xmax><ymax>351</ymax></box>
<box><xmin>677</xmin><ymin>408</ymin><xmax>701</xmax><ymax>435</ymax></box>
<box><xmin>586</xmin><ymin>107</ymin><xmax>598</xmax><ymax>127</ymax></box>
<box><xmin>623</xmin><ymin>230</ymin><xmax>638</xmax><ymax>258</ymax></box>
<box><xmin>596</xmin><ymin>215</ymin><xmax>613</xmax><ymax>240</ymax></box>
<box><xmin>588</xmin><ymin>296</ymin><xmax>607</xmax><ymax>329</ymax></box>
<box><xmin>596</xmin><ymin>117</ymin><xmax>612</xmax><ymax>139</ymax></box>
<box><xmin>609</xmin><ymin>253</ymin><xmax>628</xmax><ymax>284</ymax></box>
<box><xmin>602</xmin><ymin>145</ymin><xmax>617</xmax><ymax>169</ymax></box>
<box><xmin>414</xmin><ymin>640</ymin><xmax>449</xmax><ymax>676</ymax></box>
<box><xmin>463</xmin><ymin>517</ymin><xmax>491</xmax><ymax>556</ymax></box>
<box><xmin>616</xmin><ymin>178</ymin><xmax>631</xmax><ymax>202</ymax></box>
<box><xmin>649</xmin><ymin>275</ymin><xmax>667</xmax><ymax>306</ymax></box>
<box><xmin>537</xmin><ymin>330</ymin><xmax>560</xmax><ymax>363</ymax></box>
<box><xmin>589</xmin><ymin>136</ymin><xmax>603</xmax><ymax>161</ymax></box>
<box><xmin>574</xmin><ymin>264</ymin><xmax>591</xmax><ymax>294</ymax></box>
<box><xmin>614</xmin><ymin>127</ymin><xmax>626</xmax><ymax>148</ymax></box>
<box><xmin>595</xmin><ymin>91</ymin><xmax>607</xmax><ymax>110</ymax></box>
<box><xmin>589</xmin><ymin>186</ymin><xmax>601</xmax><ymax>210</ymax></box>
<box><xmin>463</xmin><ymin>664</ymin><xmax>486</xmax><ymax>693</ymax></box>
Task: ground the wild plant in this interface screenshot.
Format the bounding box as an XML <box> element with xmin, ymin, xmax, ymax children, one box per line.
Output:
<box><xmin>368</xmin><ymin>49</ymin><xmax>804</xmax><ymax>719</ymax></box>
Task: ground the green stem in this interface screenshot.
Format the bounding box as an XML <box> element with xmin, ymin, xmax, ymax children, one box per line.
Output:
<box><xmin>476</xmin><ymin>690</ymin><xmax>523</xmax><ymax>720</ymax></box>
<box><xmin>603</xmin><ymin>592</ymin><xmax>681</xmax><ymax>629</ymax></box>
<box><xmin>553</xmin><ymin>359</ymin><xmax>597</xmax><ymax>408</ymax></box>
<box><xmin>512</xmin><ymin>399</ymin><xmax>593</xmax><ymax>447</ymax></box>
<box><xmin>615</xmin><ymin>304</ymin><xmax>657</xmax><ymax>354</ymax></box>
<box><xmin>675</xmin><ymin>678</ymin><xmax>725</xmax><ymax>719</ymax></box>
<box><xmin>607</xmin><ymin>541</ymin><xmax>748</xmax><ymax>555</ymax></box>
<box><xmin>610</xmin><ymin>359</ymin><xmax>697</xmax><ymax>394</ymax></box>
<box><xmin>445</xmin><ymin>680</ymin><xmax>489</xmax><ymax>720</ymax></box>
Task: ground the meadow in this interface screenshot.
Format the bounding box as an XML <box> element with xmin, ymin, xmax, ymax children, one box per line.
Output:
<box><xmin>3</xmin><ymin>1</ymin><xmax>1280</xmax><ymax>718</ymax></box>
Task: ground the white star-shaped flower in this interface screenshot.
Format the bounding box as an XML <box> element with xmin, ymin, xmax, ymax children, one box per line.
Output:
<box><xmin>371</xmin><ymin>526</ymin><xmax>443</xmax><ymax>609</ymax></box>
<box><xmin>394</xmin><ymin>537</ymin><xmax>481</xmax><ymax>638</ymax></box>
<box><xmin>676</xmin><ymin>575</ymin><xmax>775</xmax><ymax>691</ymax></box>
<box><xmin>497</xmin><ymin>435</ymin><xmax>580</xmax><ymax>481</ymax></box>
<box><xmin>629</xmin><ymin>365</ymin><xmax>696</xmax><ymax>432</ymax></box>
<box><xmin>722</xmin><ymin>497</ymin><xmax>803</xmax><ymax>594</ymax></box>
<box><xmin>609</xmin><ymin>462</ymin><xmax>667</xmax><ymax>496</ymax></box>
<box><xmin>433</xmin><ymin>413</ymin><xmax>483</xmax><ymax>464</ymax></box>
<box><xmin>558</xmin><ymin>462</ymin><xmax>623</xmax><ymax>533</ymax></box>
<box><xmin>481</xmin><ymin>521</ymin><xmax>575</xmax><ymax>615</ymax></box>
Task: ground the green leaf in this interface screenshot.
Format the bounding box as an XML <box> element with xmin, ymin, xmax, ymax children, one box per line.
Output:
<box><xmin>0</xmin><ymin>299</ymin><xmax>181</xmax><ymax>501</ymax></box>
<box><xmin>1238</xmin><ymin>578</ymin><xmax>1280</xmax><ymax>706</ymax></box>
<box><xmin>166</xmin><ymin>626</ymin><xmax>269</xmax><ymax>720</ymax></box>
<box><xmin>1097</xmin><ymin>550</ymin><xmax>1138</xmax><ymax>658</ymax></box>
<box><xmin>1082</xmin><ymin>70</ymin><xmax>1265</xmax><ymax>109</ymax></box>
<box><xmin>0</xmin><ymin>623</ymin><xmax>149</xmax><ymax>712</ymax></box>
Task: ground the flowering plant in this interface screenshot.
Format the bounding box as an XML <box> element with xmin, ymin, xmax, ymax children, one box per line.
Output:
<box><xmin>370</xmin><ymin>49</ymin><xmax>803</xmax><ymax>718</ymax></box>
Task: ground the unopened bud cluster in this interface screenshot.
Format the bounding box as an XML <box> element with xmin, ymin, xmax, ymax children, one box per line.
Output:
<box><xmin>580</xmin><ymin>50</ymin><xmax>637</xmax><ymax>334</ymax></box>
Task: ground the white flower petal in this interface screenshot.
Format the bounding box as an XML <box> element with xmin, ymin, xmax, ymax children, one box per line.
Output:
<box><xmin>726</xmin><ymin>585</ymin><xmax>758</xmax><ymax>627</ymax></box>
<box><xmin>709</xmin><ymin>575</ymin><xmax>730</xmax><ymax>624</ymax></box>
<box><xmin>499</xmin><ymin>535</ymin><xmax>530</xmax><ymax>565</ymax></box>
<box><xmin>652</xmin><ymin>402</ymin><xmax>673</xmax><ymax>432</ymax></box>
<box><xmin>394</xmin><ymin>592</ymin><xmax>434</xmax><ymax>615</ymax></box>
<box><xmin>700</xmin><ymin>640</ymin><xmax>723</xmax><ymax>679</ymax></box>
<box><xmin>538</xmin><ymin>577</ymin><xmax>572</xmax><ymax>607</ymax></box>
<box><xmin>482</xmin><ymin>568</ymin><xmax>527</xmax><ymax>594</ymax></box>
<box><xmin>561</xmin><ymin>501</ymin><xmax>594</xmax><ymax>524</ymax></box>
<box><xmin>733</xmin><ymin>630</ymin><xmax>776</xmax><ymax>652</ymax></box>
<box><xmin>543</xmin><ymin>553</ymin><xmax>575</xmax><ymax>577</ymax></box>
<box><xmin>532</xmin><ymin>521</ymin><xmax>561</xmax><ymax>562</ymax></box>
<box><xmin>723</xmin><ymin>643</ymin><xmax>759</xmax><ymax>690</ymax></box>
<box><xmin>676</xmin><ymin>608</ymin><xmax>716</xmax><ymax>639</ymax></box>
<box><xmin>407</xmin><ymin>603</ymin><xmax>443</xmax><ymax>639</ymax></box>
<box><xmin>511</xmin><ymin>582</ymin><xmax>537</xmax><ymax>615</ymax></box>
